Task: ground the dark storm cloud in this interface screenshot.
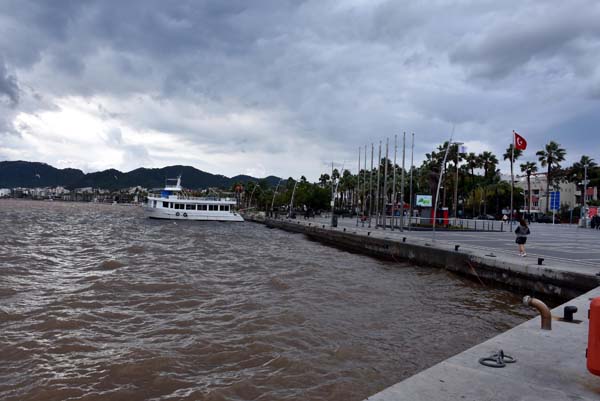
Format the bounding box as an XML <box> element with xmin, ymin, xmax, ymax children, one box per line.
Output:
<box><xmin>0</xmin><ymin>0</ymin><xmax>599</xmax><ymax>176</ymax></box>
<box><xmin>450</xmin><ymin>3</ymin><xmax>600</xmax><ymax>79</ymax></box>
<box><xmin>0</xmin><ymin>58</ymin><xmax>19</xmax><ymax>106</ymax></box>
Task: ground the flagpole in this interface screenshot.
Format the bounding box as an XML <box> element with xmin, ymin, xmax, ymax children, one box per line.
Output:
<box><xmin>369</xmin><ymin>143</ymin><xmax>374</xmax><ymax>228</ymax></box>
<box><xmin>510</xmin><ymin>130</ymin><xmax>515</xmax><ymax>231</ymax></box>
<box><xmin>356</xmin><ymin>146</ymin><xmax>361</xmax><ymax>226</ymax></box>
<box><xmin>400</xmin><ymin>132</ymin><xmax>406</xmax><ymax>232</ymax></box>
<box><xmin>408</xmin><ymin>133</ymin><xmax>414</xmax><ymax>231</ymax></box>
<box><xmin>375</xmin><ymin>141</ymin><xmax>381</xmax><ymax>228</ymax></box>
<box><xmin>363</xmin><ymin>145</ymin><xmax>367</xmax><ymax>226</ymax></box>
<box><xmin>392</xmin><ymin>134</ymin><xmax>397</xmax><ymax>231</ymax></box>
<box><xmin>383</xmin><ymin>138</ymin><xmax>389</xmax><ymax>230</ymax></box>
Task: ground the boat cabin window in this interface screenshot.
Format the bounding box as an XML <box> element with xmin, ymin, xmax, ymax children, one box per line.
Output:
<box><xmin>174</xmin><ymin>203</ymin><xmax>184</xmax><ymax>210</ymax></box>
<box><xmin>219</xmin><ymin>205</ymin><xmax>230</xmax><ymax>211</ymax></box>
<box><xmin>209</xmin><ymin>204</ymin><xmax>218</xmax><ymax>211</ymax></box>
<box><xmin>186</xmin><ymin>204</ymin><xmax>195</xmax><ymax>210</ymax></box>
<box><xmin>163</xmin><ymin>201</ymin><xmax>169</xmax><ymax>208</ymax></box>
<box><xmin>198</xmin><ymin>204</ymin><xmax>207</xmax><ymax>211</ymax></box>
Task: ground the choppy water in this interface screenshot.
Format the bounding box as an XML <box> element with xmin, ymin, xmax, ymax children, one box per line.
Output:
<box><xmin>0</xmin><ymin>199</ymin><xmax>534</xmax><ymax>401</ymax></box>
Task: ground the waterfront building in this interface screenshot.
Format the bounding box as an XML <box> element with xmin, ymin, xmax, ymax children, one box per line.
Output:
<box><xmin>514</xmin><ymin>173</ymin><xmax>598</xmax><ymax>212</ymax></box>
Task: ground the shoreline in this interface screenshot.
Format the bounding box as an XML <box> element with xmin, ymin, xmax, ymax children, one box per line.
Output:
<box><xmin>246</xmin><ymin>215</ymin><xmax>600</xmax><ymax>302</ymax></box>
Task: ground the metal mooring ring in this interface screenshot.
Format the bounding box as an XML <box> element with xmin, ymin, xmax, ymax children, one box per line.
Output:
<box><xmin>478</xmin><ymin>350</ymin><xmax>516</xmax><ymax>368</ymax></box>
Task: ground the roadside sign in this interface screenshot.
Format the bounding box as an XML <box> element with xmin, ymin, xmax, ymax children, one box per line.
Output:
<box><xmin>416</xmin><ymin>195</ymin><xmax>432</xmax><ymax>207</ymax></box>
<box><xmin>549</xmin><ymin>191</ymin><xmax>560</xmax><ymax>211</ymax></box>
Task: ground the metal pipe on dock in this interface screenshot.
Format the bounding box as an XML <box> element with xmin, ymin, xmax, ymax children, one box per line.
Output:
<box><xmin>523</xmin><ymin>295</ymin><xmax>552</xmax><ymax>330</ymax></box>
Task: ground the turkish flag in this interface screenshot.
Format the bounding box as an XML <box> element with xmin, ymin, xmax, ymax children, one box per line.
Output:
<box><xmin>514</xmin><ymin>131</ymin><xmax>527</xmax><ymax>150</ymax></box>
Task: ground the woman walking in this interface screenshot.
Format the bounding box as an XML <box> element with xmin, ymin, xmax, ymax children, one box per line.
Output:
<box><xmin>515</xmin><ymin>219</ymin><xmax>531</xmax><ymax>257</ymax></box>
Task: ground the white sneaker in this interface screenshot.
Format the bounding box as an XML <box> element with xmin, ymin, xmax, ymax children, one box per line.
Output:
<box><xmin>522</xmin><ymin>253</ymin><xmax>527</xmax><ymax>257</ymax></box>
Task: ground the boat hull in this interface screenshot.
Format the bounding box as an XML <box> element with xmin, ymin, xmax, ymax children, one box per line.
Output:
<box><xmin>144</xmin><ymin>207</ymin><xmax>244</xmax><ymax>222</ymax></box>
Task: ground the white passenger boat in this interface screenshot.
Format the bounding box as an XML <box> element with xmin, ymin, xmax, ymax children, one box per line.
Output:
<box><xmin>144</xmin><ymin>177</ymin><xmax>244</xmax><ymax>222</ymax></box>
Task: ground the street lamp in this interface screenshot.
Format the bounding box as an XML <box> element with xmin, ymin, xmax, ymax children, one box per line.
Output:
<box><xmin>582</xmin><ymin>163</ymin><xmax>589</xmax><ymax>227</ymax></box>
<box><xmin>432</xmin><ymin>131</ymin><xmax>456</xmax><ymax>240</ymax></box>
<box><xmin>452</xmin><ymin>141</ymin><xmax>464</xmax><ymax>220</ymax></box>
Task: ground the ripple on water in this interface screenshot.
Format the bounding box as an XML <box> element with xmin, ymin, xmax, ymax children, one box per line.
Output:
<box><xmin>96</xmin><ymin>260</ymin><xmax>126</xmax><ymax>270</ymax></box>
<box><xmin>125</xmin><ymin>244</ymin><xmax>146</xmax><ymax>255</ymax></box>
<box><xmin>0</xmin><ymin>199</ymin><xmax>537</xmax><ymax>401</ymax></box>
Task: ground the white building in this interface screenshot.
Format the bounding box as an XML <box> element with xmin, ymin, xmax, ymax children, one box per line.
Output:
<box><xmin>49</xmin><ymin>186</ymin><xmax>69</xmax><ymax>196</ymax></box>
<box><xmin>30</xmin><ymin>187</ymin><xmax>49</xmax><ymax>198</ymax></box>
<box><xmin>0</xmin><ymin>188</ymin><xmax>11</xmax><ymax>197</ymax></box>
<box><xmin>515</xmin><ymin>173</ymin><xmax>597</xmax><ymax>212</ymax></box>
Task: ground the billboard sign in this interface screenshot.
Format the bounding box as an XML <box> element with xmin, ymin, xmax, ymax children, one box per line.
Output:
<box><xmin>416</xmin><ymin>195</ymin><xmax>433</xmax><ymax>207</ymax></box>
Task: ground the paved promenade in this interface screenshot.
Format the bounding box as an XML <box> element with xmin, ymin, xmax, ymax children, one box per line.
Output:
<box><xmin>309</xmin><ymin>216</ymin><xmax>600</xmax><ymax>273</ymax></box>
<box><xmin>365</xmin><ymin>286</ymin><xmax>600</xmax><ymax>401</ymax></box>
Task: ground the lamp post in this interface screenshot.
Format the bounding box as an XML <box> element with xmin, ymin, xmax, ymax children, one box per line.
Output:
<box><xmin>330</xmin><ymin>162</ymin><xmax>335</xmax><ymax>227</ymax></box>
<box><xmin>432</xmin><ymin>134</ymin><xmax>454</xmax><ymax>241</ymax></box>
<box><xmin>582</xmin><ymin>163</ymin><xmax>589</xmax><ymax>227</ymax></box>
<box><xmin>270</xmin><ymin>178</ymin><xmax>282</xmax><ymax>217</ymax></box>
<box><xmin>289</xmin><ymin>179</ymin><xmax>298</xmax><ymax>217</ymax></box>
<box><xmin>408</xmin><ymin>133</ymin><xmax>414</xmax><ymax>231</ymax></box>
<box><xmin>452</xmin><ymin>141</ymin><xmax>464</xmax><ymax>220</ymax></box>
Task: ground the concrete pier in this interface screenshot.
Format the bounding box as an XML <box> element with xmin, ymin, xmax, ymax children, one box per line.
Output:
<box><xmin>247</xmin><ymin>215</ymin><xmax>600</xmax><ymax>301</ymax></box>
<box><xmin>366</xmin><ymin>287</ymin><xmax>600</xmax><ymax>401</ymax></box>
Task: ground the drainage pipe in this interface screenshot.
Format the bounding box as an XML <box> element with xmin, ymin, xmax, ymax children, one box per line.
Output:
<box><xmin>523</xmin><ymin>295</ymin><xmax>552</xmax><ymax>330</ymax></box>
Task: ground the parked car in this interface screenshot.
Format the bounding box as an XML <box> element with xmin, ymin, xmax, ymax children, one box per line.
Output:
<box><xmin>536</xmin><ymin>214</ymin><xmax>560</xmax><ymax>223</ymax></box>
<box><xmin>474</xmin><ymin>214</ymin><xmax>496</xmax><ymax>220</ymax></box>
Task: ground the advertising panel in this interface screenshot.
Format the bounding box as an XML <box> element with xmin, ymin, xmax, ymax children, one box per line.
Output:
<box><xmin>416</xmin><ymin>195</ymin><xmax>432</xmax><ymax>207</ymax></box>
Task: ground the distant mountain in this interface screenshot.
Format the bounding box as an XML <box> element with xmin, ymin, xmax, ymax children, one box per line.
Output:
<box><xmin>0</xmin><ymin>161</ymin><xmax>85</xmax><ymax>188</ymax></box>
<box><xmin>0</xmin><ymin>161</ymin><xmax>281</xmax><ymax>190</ymax></box>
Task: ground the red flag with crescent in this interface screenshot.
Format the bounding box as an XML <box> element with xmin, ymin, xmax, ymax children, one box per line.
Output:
<box><xmin>514</xmin><ymin>131</ymin><xmax>527</xmax><ymax>150</ymax></box>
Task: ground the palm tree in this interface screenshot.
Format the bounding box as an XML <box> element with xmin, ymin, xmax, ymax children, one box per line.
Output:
<box><xmin>520</xmin><ymin>161</ymin><xmax>538</xmax><ymax>214</ymax></box>
<box><xmin>504</xmin><ymin>144</ymin><xmax>523</xmax><ymax>218</ymax></box>
<box><xmin>465</xmin><ymin>152</ymin><xmax>481</xmax><ymax>216</ymax></box>
<box><xmin>503</xmin><ymin>144</ymin><xmax>523</xmax><ymax>178</ymax></box>
<box><xmin>479</xmin><ymin>151</ymin><xmax>499</xmax><ymax>181</ymax></box>
<box><xmin>536</xmin><ymin>141</ymin><xmax>566</xmax><ymax>213</ymax></box>
<box><xmin>569</xmin><ymin>155</ymin><xmax>597</xmax><ymax>209</ymax></box>
<box><xmin>465</xmin><ymin>153</ymin><xmax>479</xmax><ymax>184</ymax></box>
<box><xmin>318</xmin><ymin>173</ymin><xmax>330</xmax><ymax>188</ymax></box>
<box><xmin>339</xmin><ymin>169</ymin><xmax>354</xmax><ymax>209</ymax></box>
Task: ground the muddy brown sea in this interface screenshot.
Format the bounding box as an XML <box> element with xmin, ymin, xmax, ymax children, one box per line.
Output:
<box><xmin>0</xmin><ymin>199</ymin><xmax>534</xmax><ymax>400</ymax></box>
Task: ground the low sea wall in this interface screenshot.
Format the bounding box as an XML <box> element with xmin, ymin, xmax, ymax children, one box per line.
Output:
<box><xmin>249</xmin><ymin>216</ymin><xmax>600</xmax><ymax>301</ymax></box>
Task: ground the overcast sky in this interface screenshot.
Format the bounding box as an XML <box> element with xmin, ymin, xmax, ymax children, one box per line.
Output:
<box><xmin>1</xmin><ymin>0</ymin><xmax>599</xmax><ymax>180</ymax></box>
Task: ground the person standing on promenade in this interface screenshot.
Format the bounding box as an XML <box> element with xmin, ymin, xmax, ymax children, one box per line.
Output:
<box><xmin>515</xmin><ymin>219</ymin><xmax>531</xmax><ymax>256</ymax></box>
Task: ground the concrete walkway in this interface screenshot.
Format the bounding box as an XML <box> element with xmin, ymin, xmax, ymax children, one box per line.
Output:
<box><xmin>303</xmin><ymin>216</ymin><xmax>600</xmax><ymax>276</ymax></box>
<box><xmin>365</xmin><ymin>287</ymin><xmax>600</xmax><ymax>401</ymax></box>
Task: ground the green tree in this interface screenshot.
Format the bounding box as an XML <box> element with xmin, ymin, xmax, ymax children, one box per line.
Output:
<box><xmin>503</xmin><ymin>144</ymin><xmax>523</xmax><ymax>165</ymax></box>
<box><xmin>520</xmin><ymin>161</ymin><xmax>538</xmax><ymax>214</ymax></box>
<box><xmin>504</xmin><ymin>144</ymin><xmax>523</xmax><ymax>217</ymax></box>
<box><xmin>465</xmin><ymin>152</ymin><xmax>480</xmax><ymax>185</ymax></box>
<box><xmin>568</xmin><ymin>155</ymin><xmax>597</xmax><ymax>208</ymax></box>
<box><xmin>318</xmin><ymin>173</ymin><xmax>330</xmax><ymax>188</ymax></box>
<box><xmin>479</xmin><ymin>151</ymin><xmax>499</xmax><ymax>181</ymax></box>
<box><xmin>536</xmin><ymin>141</ymin><xmax>566</xmax><ymax>212</ymax></box>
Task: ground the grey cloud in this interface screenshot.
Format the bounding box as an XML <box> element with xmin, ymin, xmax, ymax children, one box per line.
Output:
<box><xmin>0</xmin><ymin>59</ymin><xmax>19</xmax><ymax>106</ymax></box>
<box><xmin>450</xmin><ymin>4</ymin><xmax>600</xmax><ymax>79</ymax></box>
<box><xmin>1</xmin><ymin>0</ymin><xmax>600</xmax><ymax>178</ymax></box>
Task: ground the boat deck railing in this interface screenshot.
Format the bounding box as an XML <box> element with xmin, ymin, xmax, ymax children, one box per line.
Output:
<box><xmin>148</xmin><ymin>192</ymin><xmax>237</xmax><ymax>203</ymax></box>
